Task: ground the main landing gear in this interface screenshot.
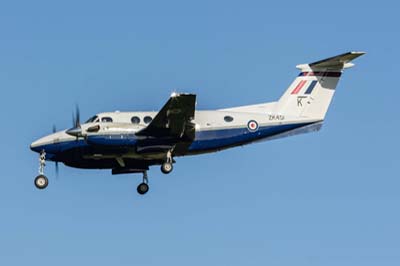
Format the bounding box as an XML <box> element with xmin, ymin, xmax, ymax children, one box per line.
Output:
<box><xmin>137</xmin><ymin>150</ymin><xmax>174</xmax><ymax>195</ymax></box>
<box><xmin>34</xmin><ymin>151</ymin><xmax>49</xmax><ymax>189</ymax></box>
<box><xmin>161</xmin><ymin>150</ymin><xmax>173</xmax><ymax>174</ymax></box>
<box><xmin>137</xmin><ymin>171</ymin><xmax>149</xmax><ymax>195</ymax></box>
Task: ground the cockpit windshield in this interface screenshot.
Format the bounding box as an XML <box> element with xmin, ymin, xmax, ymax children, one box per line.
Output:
<box><xmin>85</xmin><ymin>115</ymin><xmax>99</xmax><ymax>123</ymax></box>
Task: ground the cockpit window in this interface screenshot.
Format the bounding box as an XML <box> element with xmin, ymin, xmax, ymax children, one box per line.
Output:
<box><xmin>85</xmin><ymin>115</ymin><xmax>99</xmax><ymax>123</ymax></box>
<box><xmin>101</xmin><ymin>117</ymin><xmax>113</xmax><ymax>123</ymax></box>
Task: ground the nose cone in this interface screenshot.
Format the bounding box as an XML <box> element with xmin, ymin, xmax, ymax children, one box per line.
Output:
<box><xmin>30</xmin><ymin>135</ymin><xmax>52</xmax><ymax>153</ymax></box>
<box><xmin>30</xmin><ymin>130</ymin><xmax>71</xmax><ymax>154</ymax></box>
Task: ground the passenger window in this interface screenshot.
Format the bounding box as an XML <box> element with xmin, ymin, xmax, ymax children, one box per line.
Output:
<box><xmin>131</xmin><ymin>116</ymin><xmax>140</xmax><ymax>124</ymax></box>
<box><xmin>101</xmin><ymin>117</ymin><xmax>113</xmax><ymax>123</ymax></box>
<box><xmin>143</xmin><ymin>116</ymin><xmax>153</xmax><ymax>124</ymax></box>
<box><xmin>224</xmin><ymin>116</ymin><xmax>234</xmax><ymax>122</ymax></box>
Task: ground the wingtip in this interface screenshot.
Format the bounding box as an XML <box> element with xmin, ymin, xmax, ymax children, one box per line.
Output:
<box><xmin>170</xmin><ymin>92</ymin><xmax>196</xmax><ymax>98</ymax></box>
<box><xmin>351</xmin><ymin>51</ymin><xmax>366</xmax><ymax>55</ymax></box>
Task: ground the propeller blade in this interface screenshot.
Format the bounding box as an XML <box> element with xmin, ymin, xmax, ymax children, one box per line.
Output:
<box><xmin>75</xmin><ymin>105</ymin><xmax>80</xmax><ymax>128</ymax></box>
<box><xmin>72</xmin><ymin>112</ymin><xmax>75</xmax><ymax>128</ymax></box>
<box><xmin>55</xmin><ymin>161</ymin><xmax>59</xmax><ymax>179</ymax></box>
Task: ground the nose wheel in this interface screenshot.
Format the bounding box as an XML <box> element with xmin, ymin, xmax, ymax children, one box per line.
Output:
<box><xmin>137</xmin><ymin>171</ymin><xmax>149</xmax><ymax>195</ymax></box>
<box><xmin>35</xmin><ymin>151</ymin><xmax>49</xmax><ymax>190</ymax></box>
<box><xmin>35</xmin><ymin>175</ymin><xmax>49</xmax><ymax>189</ymax></box>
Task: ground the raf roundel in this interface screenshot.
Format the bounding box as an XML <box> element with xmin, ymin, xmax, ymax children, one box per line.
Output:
<box><xmin>247</xmin><ymin>120</ymin><xmax>259</xmax><ymax>132</ymax></box>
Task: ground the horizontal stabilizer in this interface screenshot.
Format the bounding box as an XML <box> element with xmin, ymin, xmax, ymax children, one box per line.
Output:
<box><xmin>296</xmin><ymin>51</ymin><xmax>366</xmax><ymax>71</ymax></box>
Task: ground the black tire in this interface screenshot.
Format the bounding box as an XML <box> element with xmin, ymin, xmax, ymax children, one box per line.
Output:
<box><xmin>137</xmin><ymin>183</ymin><xmax>149</xmax><ymax>195</ymax></box>
<box><xmin>34</xmin><ymin>175</ymin><xmax>49</xmax><ymax>189</ymax></box>
<box><xmin>161</xmin><ymin>162</ymin><xmax>173</xmax><ymax>174</ymax></box>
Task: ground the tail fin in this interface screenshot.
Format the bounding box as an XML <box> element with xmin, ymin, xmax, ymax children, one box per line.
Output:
<box><xmin>275</xmin><ymin>51</ymin><xmax>365</xmax><ymax>120</ymax></box>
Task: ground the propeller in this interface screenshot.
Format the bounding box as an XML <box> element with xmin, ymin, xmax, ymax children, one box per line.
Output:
<box><xmin>66</xmin><ymin>105</ymin><xmax>83</xmax><ymax>138</ymax></box>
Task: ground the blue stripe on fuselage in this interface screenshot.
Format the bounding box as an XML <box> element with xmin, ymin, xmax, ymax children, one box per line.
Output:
<box><xmin>87</xmin><ymin>134</ymin><xmax>138</xmax><ymax>146</ymax></box>
<box><xmin>188</xmin><ymin>122</ymin><xmax>310</xmax><ymax>151</ymax></box>
<box><xmin>31</xmin><ymin>122</ymin><xmax>312</xmax><ymax>157</ymax></box>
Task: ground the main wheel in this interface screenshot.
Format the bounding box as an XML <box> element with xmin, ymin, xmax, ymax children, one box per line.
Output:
<box><xmin>137</xmin><ymin>183</ymin><xmax>149</xmax><ymax>195</ymax></box>
<box><xmin>34</xmin><ymin>175</ymin><xmax>48</xmax><ymax>189</ymax></box>
<box><xmin>161</xmin><ymin>162</ymin><xmax>173</xmax><ymax>174</ymax></box>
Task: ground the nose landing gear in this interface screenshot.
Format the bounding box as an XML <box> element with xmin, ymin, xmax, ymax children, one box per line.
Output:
<box><xmin>34</xmin><ymin>151</ymin><xmax>48</xmax><ymax>189</ymax></box>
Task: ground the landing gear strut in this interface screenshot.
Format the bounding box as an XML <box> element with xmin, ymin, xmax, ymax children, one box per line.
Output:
<box><xmin>35</xmin><ymin>151</ymin><xmax>48</xmax><ymax>189</ymax></box>
<box><xmin>161</xmin><ymin>150</ymin><xmax>174</xmax><ymax>174</ymax></box>
<box><xmin>137</xmin><ymin>171</ymin><xmax>149</xmax><ymax>195</ymax></box>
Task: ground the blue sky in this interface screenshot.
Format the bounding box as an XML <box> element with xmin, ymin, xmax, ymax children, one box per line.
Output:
<box><xmin>0</xmin><ymin>0</ymin><xmax>399</xmax><ymax>265</ymax></box>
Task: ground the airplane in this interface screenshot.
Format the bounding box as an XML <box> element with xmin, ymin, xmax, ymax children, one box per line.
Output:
<box><xmin>30</xmin><ymin>51</ymin><xmax>365</xmax><ymax>195</ymax></box>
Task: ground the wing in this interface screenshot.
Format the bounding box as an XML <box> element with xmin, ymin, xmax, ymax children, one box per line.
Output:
<box><xmin>136</xmin><ymin>93</ymin><xmax>196</xmax><ymax>141</ymax></box>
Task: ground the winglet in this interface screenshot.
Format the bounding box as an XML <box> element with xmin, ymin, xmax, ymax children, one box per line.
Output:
<box><xmin>296</xmin><ymin>51</ymin><xmax>366</xmax><ymax>71</ymax></box>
